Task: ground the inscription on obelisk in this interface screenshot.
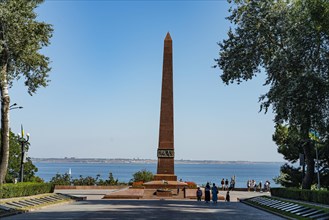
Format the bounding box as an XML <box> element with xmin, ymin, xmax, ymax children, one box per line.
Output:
<box><xmin>154</xmin><ymin>32</ymin><xmax>177</xmax><ymax>181</ymax></box>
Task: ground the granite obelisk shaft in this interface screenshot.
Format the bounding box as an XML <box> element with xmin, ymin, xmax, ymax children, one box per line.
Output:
<box><xmin>154</xmin><ymin>32</ymin><xmax>177</xmax><ymax>181</ymax></box>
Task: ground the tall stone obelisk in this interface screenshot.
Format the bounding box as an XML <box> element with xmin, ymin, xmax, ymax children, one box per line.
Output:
<box><xmin>154</xmin><ymin>32</ymin><xmax>177</xmax><ymax>181</ymax></box>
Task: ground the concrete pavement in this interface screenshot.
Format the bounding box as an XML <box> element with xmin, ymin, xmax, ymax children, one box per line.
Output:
<box><xmin>2</xmin><ymin>190</ymin><xmax>284</xmax><ymax>220</ymax></box>
<box><xmin>3</xmin><ymin>199</ymin><xmax>285</xmax><ymax>220</ymax></box>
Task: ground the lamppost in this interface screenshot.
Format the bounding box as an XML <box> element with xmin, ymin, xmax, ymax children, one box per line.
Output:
<box><xmin>18</xmin><ymin>125</ymin><xmax>29</xmax><ymax>182</ymax></box>
<box><xmin>9</xmin><ymin>103</ymin><xmax>23</xmax><ymax>110</ymax></box>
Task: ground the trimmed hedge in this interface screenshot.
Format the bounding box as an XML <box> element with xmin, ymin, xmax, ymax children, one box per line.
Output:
<box><xmin>271</xmin><ymin>187</ymin><xmax>329</xmax><ymax>205</ymax></box>
<box><xmin>0</xmin><ymin>182</ymin><xmax>54</xmax><ymax>199</ymax></box>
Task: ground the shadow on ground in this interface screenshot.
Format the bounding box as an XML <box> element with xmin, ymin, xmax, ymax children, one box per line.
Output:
<box><xmin>3</xmin><ymin>199</ymin><xmax>285</xmax><ymax>220</ymax></box>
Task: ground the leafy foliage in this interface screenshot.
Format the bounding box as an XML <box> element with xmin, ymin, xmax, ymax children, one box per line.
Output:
<box><xmin>0</xmin><ymin>0</ymin><xmax>53</xmax><ymax>93</ymax></box>
<box><xmin>50</xmin><ymin>172</ymin><xmax>125</xmax><ymax>186</ymax></box>
<box><xmin>271</xmin><ymin>187</ymin><xmax>329</xmax><ymax>205</ymax></box>
<box><xmin>0</xmin><ymin>182</ymin><xmax>54</xmax><ymax>199</ymax></box>
<box><xmin>130</xmin><ymin>169</ymin><xmax>154</xmax><ymax>183</ymax></box>
<box><xmin>273</xmin><ymin>164</ymin><xmax>303</xmax><ymax>188</ymax></box>
<box><xmin>273</xmin><ymin>124</ymin><xmax>329</xmax><ymax>189</ymax></box>
<box><xmin>216</xmin><ymin>0</ymin><xmax>329</xmax><ymax>189</ymax></box>
<box><xmin>49</xmin><ymin>173</ymin><xmax>71</xmax><ymax>186</ymax></box>
<box><xmin>0</xmin><ymin>130</ymin><xmax>40</xmax><ymax>183</ymax></box>
<box><xmin>0</xmin><ymin>0</ymin><xmax>53</xmax><ymax>183</ymax></box>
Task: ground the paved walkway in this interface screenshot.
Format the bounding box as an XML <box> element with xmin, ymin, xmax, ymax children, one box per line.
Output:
<box><xmin>3</xmin><ymin>199</ymin><xmax>284</xmax><ymax>220</ymax></box>
<box><xmin>2</xmin><ymin>190</ymin><xmax>284</xmax><ymax>220</ymax></box>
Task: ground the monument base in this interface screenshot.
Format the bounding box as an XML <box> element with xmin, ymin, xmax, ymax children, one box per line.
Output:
<box><xmin>143</xmin><ymin>180</ymin><xmax>187</xmax><ymax>189</ymax></box>
<box><xmin>153</xmin><ymin>174</ymin><xmax>177</xmax><ymax>181</ymax></box>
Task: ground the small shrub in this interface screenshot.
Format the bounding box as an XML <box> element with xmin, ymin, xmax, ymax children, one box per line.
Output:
<box><xmin>131</xmin><ymin>169</ymin><xmax>153</xmax><ymax>183</ymax></box>
<box><xmin>186</xmin><ymin>181</ymin><xmax>197</xmax><ymax>189</ymax></box>
<box><xmin>49</xmin><ymin>173</ymin><xmax>71</xmax><ymax>185</ymax></box>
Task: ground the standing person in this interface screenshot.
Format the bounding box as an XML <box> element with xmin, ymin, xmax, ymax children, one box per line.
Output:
<box><xmin>229</xmin><ymin>178</ymin><xmax>234</xmax><ymax>190</ymax></box>
<box><xmin>221</xmin><ymin>178</ymin><xmax>225</xmax><ymax>190</ymax></box>
<box><xmin>225</xmin><ymin>190</ymin><xmax>230</xmax><ymax>202</ymax></box>
<box><xmin>253</xmin><ymin>180</ymin><xmax>257</xmax><ymax>192</ymax></box>
<box><xmin>225</xmin><ymin>179</ymin><xmax>229</xmax><ymax>190</ymax></box>
<box><xmin>247</xmin><ymin>180</ymin><xmax>250</xmax><ymax>192</ymax></box>
<box><xmin>259</xmin><ymin>181</ymin><xmax>263</xmax><ymax>192</ymax></box>
<box><xmin>232</xmin><ymin>175</ymin><xmax>236</xmax><ymax>190</ymax></box>
<box><xmin>211</xmin><ymin>183</ymin><xmax>218</xmax><ymax>203</ymax></box>
<box><xmin>205</xmin><ymin>182</ymin><xmax>211</xmax><ymax>203</ymax></box>
<box><xmin>196</xmin><ymin>187</ymin><xmax>202</xmax><ymax>201</ymax></box>
<box><xmin>267</xmin><ymin>180</ymin><xmax>271</xmax><ymax>192</ymax></box>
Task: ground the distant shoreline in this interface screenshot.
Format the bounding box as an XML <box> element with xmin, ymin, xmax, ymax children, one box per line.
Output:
<box><xmin>31</xmin><ymin>157</ymin><xmax>283</xmax><ymax>165</ymax></box>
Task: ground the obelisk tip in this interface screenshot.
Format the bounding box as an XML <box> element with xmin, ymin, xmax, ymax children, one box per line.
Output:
<box><xmin>165</xmin><ymin>32</ymin><xmax>172</xmax><ymax>41</ymax></box>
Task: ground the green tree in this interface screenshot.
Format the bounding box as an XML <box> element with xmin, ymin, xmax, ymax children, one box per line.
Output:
<box><xmin>273</xmin><ymin>124</ymin><xmax>329</xmax><ymax>189</ymax></box>
<box><xmin>0</xmin><ymin>130</ymin><xmax>40</xmax><ymax>183</ymax></box>
<box><xmin>131</xmin><ymin>169</ymin><xmax>153</xmax><ymax>183</ymax></box>
<box><xmin>49</xmin><ymin>173</ymin><xmax>72</xmax><ymax>186</ymax></box>
<box><xmin>0</xmin><ymin>0</ymin><xmax>53</xmax><ymax>183</ymax></box>
<box><xmin>215</xmin><ymin>0</ymin><xmax>329</xmax><ymax>189</ymax></box>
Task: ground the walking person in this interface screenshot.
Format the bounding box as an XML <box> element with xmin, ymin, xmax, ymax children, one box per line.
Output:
<box><xmin>196</xmin><ymin>187</ymin><xmax>202</xmax><ymax>201</ymax></box>
<box><xmin>211</xmin><ymin>183</ymin><xmax>218</xmax><ymax>203</ymax></box>
<box><xmin>221</xmin><ymin>178</ymin><xmax>225</xmax><ymax>190</ymax></box>
<box><xmin>205</xmin><ymin>182</ymin><xmax>211</xmax><ymax>203</ymax></box>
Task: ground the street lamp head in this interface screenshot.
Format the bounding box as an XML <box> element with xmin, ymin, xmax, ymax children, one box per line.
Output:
<box><xmin>26</xmin><ymin>133</ymin><xmax>30</xmax><ymax>137</ymax></box>
<box><xmin>17</xmin><ymin>133</ymin><xmax>21</xmax><ymax>137</ymax></box>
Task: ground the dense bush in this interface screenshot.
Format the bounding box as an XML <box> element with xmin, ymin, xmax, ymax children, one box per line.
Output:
<box><xmin>271</xmin><ymin>188</ymin><xmax>329</xmax><ymax>205</ymax></box>
<box><xmin>49</xmin><ymin>172</ymin><xmax>125</xmax><ymax>186</ymax></box>
<box><xmin>130</xmin><ymin>169</ymin><xmax>153</xmax><ymax>183</ymax></box>
<box><xmin>49</xmin><ymin>173</ymin><xmax>71</xmax><ymax>185</ymax></box>
<box><xmin>0</xmin><ymin>182</ymin><xmax>54</xmax><ymax>199</ymax></box>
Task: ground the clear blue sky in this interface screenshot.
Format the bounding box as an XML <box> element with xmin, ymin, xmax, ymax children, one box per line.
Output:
<box><xmin>9</xmin><ymin>0</ymin><xmax>283</xmax><ymax>162</ymax></box>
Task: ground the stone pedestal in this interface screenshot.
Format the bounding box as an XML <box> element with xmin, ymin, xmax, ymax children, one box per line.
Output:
<box><xmin>154</xmin><ymin>174</ymin><xmax>177</xmax><ymax>181</ymax></box>
<box><xmin>156</xmin><ymin>189</ymin><xmax>172</xmax><ymax>197</ymax></box>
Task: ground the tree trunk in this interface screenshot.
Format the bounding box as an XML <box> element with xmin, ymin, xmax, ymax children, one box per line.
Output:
<box><xmin>302</xmin><ymin>128</ymin><xmax>314</xmax><ymax>189</ymax></box>
<box><xmin>0</xmin><ymin>62</ymin><xmax>10</xmax><ymax>184</ymax></box>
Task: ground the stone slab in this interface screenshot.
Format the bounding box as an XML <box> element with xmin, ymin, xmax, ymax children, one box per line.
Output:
<box><xmin>290</xmin><ymin>207</ymin><xmax>310</xmax><ymax>214</ymax></box>
<box><xmin>295</xmin><ymin>208</ymin><xmax>315</xmax><ymax>216</ymax></box>
<box><xmin>302</xmin><ymin>210</ymin><xmax>323</xmax><ymax>217</ymax></box>
<box><xmin>103</xmin><ymin>188</ymin><xmax>144</xmax><ymax>199</ymax></box>
<box><xmin>311</xmin><ymin>212</ymin><xmax>329</xmax><ymax>220</ymax></box>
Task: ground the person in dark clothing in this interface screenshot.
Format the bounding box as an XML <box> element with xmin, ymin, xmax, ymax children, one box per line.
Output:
<box><xmin>226</xmin><ymin>190</ymin><xmax>230</xmax><ymax>202</ymax></box>
<box><xmin>205</xmin><ymin>182</ymin><xmax>211</xmax><ymax>203</ymax></box>
<box><xmin>196</xmin><ymin>187</ymin><xmax>202</xmax><ymax>201</ymax></box>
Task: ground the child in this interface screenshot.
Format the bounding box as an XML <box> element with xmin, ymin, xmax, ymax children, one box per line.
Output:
<box><xmin>226</xmin><ymin>190</ymin><xmax>230</xmax><ymax>202</ymax></box>
<box><xmin>196</xmin><ymin>187</ymin><xmax>202</xmax><ymax>201</ymax></box>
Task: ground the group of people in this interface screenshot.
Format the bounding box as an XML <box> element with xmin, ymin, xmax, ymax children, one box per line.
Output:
<box><xmin>196</xmin><ymin>182</ymin><xmax>231</xmax><ymax>203</ymax></box>
<box><xmin>220</xmin><ymin>177</ymin><xmax>236</xmax><ymax>191</ymax></box>
<box><xmin>246</xmin><ymin>179</ymin><xmax>271</xmax><ymax>192</ymax></box>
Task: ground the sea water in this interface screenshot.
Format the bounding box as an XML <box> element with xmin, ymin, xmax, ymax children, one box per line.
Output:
<box><xmin>34</xmin><ymin>162</ymin><xmax>283</xmax><ymax>188</ymax></box>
